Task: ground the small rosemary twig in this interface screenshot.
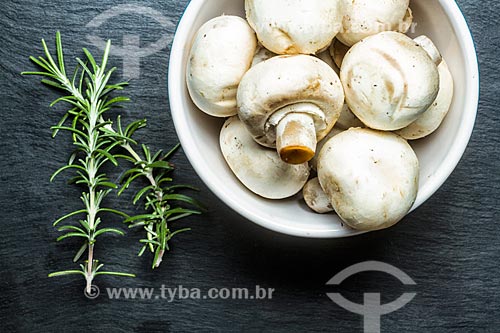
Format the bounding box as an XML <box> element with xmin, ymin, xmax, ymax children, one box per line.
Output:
<box><xmin>116</xmin><ymin>142</ymin><xmax>204</xmax><ymax>268</ymax></box>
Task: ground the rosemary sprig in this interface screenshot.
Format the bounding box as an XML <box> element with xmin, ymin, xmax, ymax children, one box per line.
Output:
<box><xmin>118</xmin><ymin>143</ymin><xmax>204</xmax><ymax>268</ymax></box>
<box><xmin>23</xmin><ymin>32</ymin><xmax>135</xmax><ymax>292</ymax></box>
<box><xmin>100</xmin><ymin>117</ymin><xmax>204</xmax><ymax>268</ymax></box>
<box><xmin>24</xmin><ymin>32</ymin><xmax>203</xmax><ymax>290</ymax></box>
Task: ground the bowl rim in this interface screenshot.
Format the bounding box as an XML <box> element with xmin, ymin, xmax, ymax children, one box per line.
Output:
<box><xmin>168</xmin><ymin>0</ymin><xmax>479</xmax><ymax>238</ymax></box>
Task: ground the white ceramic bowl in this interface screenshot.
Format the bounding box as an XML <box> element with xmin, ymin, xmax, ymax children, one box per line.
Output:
<box><xmin>168</xmin><ymin>0</ymin><xmax>479</xmax><ymax>238</ymax></box>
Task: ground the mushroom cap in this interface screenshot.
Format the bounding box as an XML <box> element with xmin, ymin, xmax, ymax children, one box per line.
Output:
<box><xmin>341</xmin><ymin>32</ymin><xmax>440</xmax><ymax>131</ymax></box>
<box><xmin>186</xmin><ymin>15</ymin><xmax>257</xmax><ymax>117</ymax></box>
<box><xmin>303</xmin><ymin>177</ymin><xmax>334</xmax><ymax>214</ymax></box>
<box><xmin>245</xmin><ymin>0</ymin><xmax>343</xmax><ymax>55</ymax></box>
<box><xmin>397</xmin><ymin>59</ymin><xmax>454</xmax><ymax>140</ymax></box>
<box><xmin>220</xmin><ymin>116</ymin><xmax>310</xmax><ymax>199</ymax></box>
<box><xmin>237</xmin><ymin>55</ymin><xmax>345</xmax><ymax>148</ymax></box>
<box><xmin>338</xmin><ymin>0</ymin><xmax>412</xmax><ymax>47</ymax></box>
<box><xmin>317</xmin><ymin>128</ymin><xmax>419</xmax><ymax>231</ymax></box>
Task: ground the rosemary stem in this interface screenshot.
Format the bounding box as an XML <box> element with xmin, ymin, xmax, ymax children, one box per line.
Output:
<box><xmin>86</xmin><ymin>187</ymin><xmax>96</xmax><ymax>290</ymax></box>
<box><xmin>86</xmin><ymin>243</ymin><xmax>94</xmax><ymax>293</ymax></box>
<box><xmin>155</xmin><ymin>249</ymin><xmax>165</xmax><ymax>268</ymax></box>
<box><xmin>84</xmin><ymin>84</ymin><xmax>101</xmax><ymax>289</ymax></box>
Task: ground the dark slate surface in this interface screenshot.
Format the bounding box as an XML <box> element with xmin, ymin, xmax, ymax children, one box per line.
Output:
<box><xmin>0</xmin><ymin>0</ymin><xmax>499</xmax><ymax>332</ymax></box>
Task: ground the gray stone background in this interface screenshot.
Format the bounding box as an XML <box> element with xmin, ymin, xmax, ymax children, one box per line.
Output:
<box><xmin>0</xmin><ymin>0</ymin><xmax>498</xmax><ymax>332</ymax></box>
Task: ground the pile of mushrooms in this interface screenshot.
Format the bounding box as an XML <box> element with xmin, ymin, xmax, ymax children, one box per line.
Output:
<box><xmin>185</xmin><ymin>0</ymin><xmax>454</xmax><ymax>231</ymax></box>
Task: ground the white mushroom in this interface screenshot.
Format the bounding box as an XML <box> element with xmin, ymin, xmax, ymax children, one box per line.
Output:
<box><xmin>329</xmin><ymin>39</ymin><xmax>349</xmax><ymax>69</ymax></box>
<box><xmin>220</xmin><ymin>116</ymin><xmax>310</xmax><ymax>199</ymax></box>
<box><xmin>237</xmin><ymin>55</ymin><xmax>345</xmax><ymax>165</ymax></box>
<box><xmin>245</xmin><ymin>0</ymin><xmax>343</xmax><ymax>55</ymax></box>
<box><xmin>187</xmin><ymin>15</ymin><xmax>257</xmax><ymax>117</ymax></box>
<box><xmin>338</xmin><ymin>0</ymin><xmax>413</xmax><ymax>47</ymax></box>
<box><xmin>397</xmin><ymin>59</ymin><xmax>454</xmax><ymax>140</ymax></box>
<box><xmin>303</xmin><ymin>177</ymin><xmax>334</xmax><ymax>214</ymax></box>
<box><xmin>317</xmin><ymin>128</ymin><xmax>419</xmax><ymax>231</ymax></box>
<box><xmin>251</xmin><ymin>45</ymin><xmax>277</xmax><ymax>67</ymax></box>
<box><xmin>341</xmin><ymin>32</ymin><xmax>441</xmax><ymax>131</ymax></box>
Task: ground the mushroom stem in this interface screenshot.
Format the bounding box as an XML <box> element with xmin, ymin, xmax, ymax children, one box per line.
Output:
<box><xmin>276</xmin><ymin>112</ymin><xmax>317</xmax><ymax>164</ymax></box>
<box><xmin>414</xmin><ymin>35</ymin><xmax>442</xmax><ymax>66</ymax></box>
